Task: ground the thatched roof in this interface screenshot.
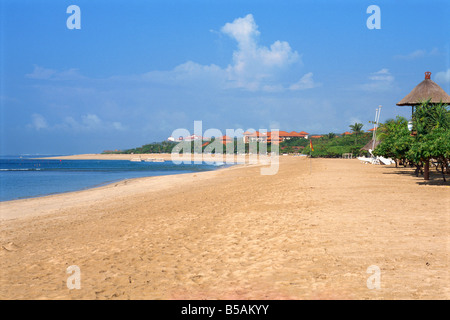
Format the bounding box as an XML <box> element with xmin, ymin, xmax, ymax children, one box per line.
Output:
<box><xmin>361</xmin><ymin>139</ymin><xmax>381</xmax><ymax>151</ymax></box>
<box><xmin>397</xmin><ymin>72</ymin><xmax>450</xmax><ymax>106</ymax></box>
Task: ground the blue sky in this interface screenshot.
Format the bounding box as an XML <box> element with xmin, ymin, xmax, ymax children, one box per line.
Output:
<box><xmin>1</xmin><ymin>0</ymin><xmax>449</xmax><ymax>155</ymax></box>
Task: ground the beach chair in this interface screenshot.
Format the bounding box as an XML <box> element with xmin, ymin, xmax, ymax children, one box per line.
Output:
<box><xmin>378</xmin><ymin>156</ymin><xmax>395</xmax><ymax>165</ymax></box>
<box><xmin>357</xmin><ymin>156</ymin><xmax>373</xmax><ymax>164</ymax></box>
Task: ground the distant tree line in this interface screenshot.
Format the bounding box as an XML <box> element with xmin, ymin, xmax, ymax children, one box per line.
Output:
<box><xmin>103</xmin><ymin>140</ymin><xmax>176</xmax><ymax>154</ymax></box>
<box><xmin>103</xmin><ymin>124</ymin><xmax>373</xmax><ymax>158</ymax></box>
<box><xmin>298</xmin><ymin>123</ymin><xmax>371</xmax><ymax>158</ymax></box>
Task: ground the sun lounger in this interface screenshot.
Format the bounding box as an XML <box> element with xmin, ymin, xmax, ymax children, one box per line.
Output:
<box><xmin>358</xmin><ymin>156</ymin><xmax>373</xmax><ymax>164</ymax></box>
<box><xmin>378</xmin><ymin>156</ymin><xmax>395</xmax><ymax>165</ymax></box>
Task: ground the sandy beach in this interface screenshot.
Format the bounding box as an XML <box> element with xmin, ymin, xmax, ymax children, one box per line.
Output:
<box><xmin>0</xmin><ymin>156</ymin><xmax>448</xmax><ymax>299</ymax></box>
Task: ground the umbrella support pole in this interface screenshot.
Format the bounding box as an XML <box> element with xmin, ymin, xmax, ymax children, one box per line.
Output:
<box><xmin>424</xmin><ymin>160</ymin><xmax>430</xmax><ymax>180</ymax></box>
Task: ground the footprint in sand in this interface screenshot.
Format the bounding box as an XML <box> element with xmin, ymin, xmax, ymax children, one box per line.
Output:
<box><xmin>1</xmin><ymin>242</ymin><xmax>19</xmax><ymax>252</ymax></box>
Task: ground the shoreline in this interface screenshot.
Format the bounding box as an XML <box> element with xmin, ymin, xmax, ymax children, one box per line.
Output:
<box><xmin>39</xmin><ymin>153</ymin><xmax>257</xmax><ymax>162</ymax></box>
<box><xmin>1</xmin><ymin>157</ymin><xmax>448</xmax><ymax>299</ymax></box>
<box><xmin>38</xmin><ymin>153</ymin><xmax>285</xmax><ymax>167</ymax></box>
<box><xmin>39</xmin><ymin>153</ymin><xmax>184</xmax><ymax>161</ymax></box>
<box><xmin>0</xmin><ymin>156</ymin><xmax>239</xmax><ymax>205</ymax></box>
<box><xmin>0</xmin><ymin>160</ymin><xmax>248</xmax><ymax>221</ymax></box>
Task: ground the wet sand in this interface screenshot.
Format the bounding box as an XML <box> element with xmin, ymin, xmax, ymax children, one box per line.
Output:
<box><xmin>0</xmin><ymin>157</ymin><xmax>448</xmax><ymax>299</ymax></box>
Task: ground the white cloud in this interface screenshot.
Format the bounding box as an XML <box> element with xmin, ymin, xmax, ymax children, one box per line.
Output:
<box><xmin>172</xmin><ymin>61</ymin><xmax>225</xmax><ymax>84</ymax></box>
<box><xmin>110</xmin><ymin>14</ymin><xmax>310</xmax><ymax>93</ymax></box>
<box><xmin>368</xmin><ymin>68</ymin><xmax>394</xmax><ymax>82</ymax></box>
<box><xmin>25</xmin><ymin>66</ymin><xmax>56</xmax><ymax>80</ymax></box>
<box><xmin>394</xmin><ymin>48</ymin><xmax>439</xmax><ymax>60</ymax></box>
<box><xmin>30</xmin><ymin>113</ymin><xmax>48</xmax><ymax>130</ymax></box>
<box><xmin>26</xmin><ymin>65</ymin><xmax>85</xmax><ymax>80</ymax></box>
<box><xmin>360</xmin><ymin>68</ymin><xmax>395</xmax><ymax>91</ymax></box>
<box><xmin>221</xmin><ymin>14</ymin><xmax>260</xmax><ymax>48</ymax></box>
<box><xmin>435</xmin><ymin>69</ymin><xmax>450</xmax><ymax>83</ymax></box>
<box><xmin>81</xmin><ymin>114</ymin><xmax>102</xmax><ymax>129</ymax></box>
<box><xmin>29</xmin><ymin>113</ymin><xmax>126</xmax><ymax>132</ymax></box>
<box><xmin>26</xmin><ymin>14</ymin><xmax>314</xmax><ymax>94</ymax></box>
<box><xmin>221</xmin><ymin>14</ymin><xmax>301</xmax><ymax>91</ymax></box>
<box><xmin>62</xmin><ymin>114</ymin><xmax>126</xmax><ymax>132</ymax></box>
<box><xmin>289</xmin><ymin>72</ymin><xmax>321</xmax><ymax>91</ymax></box>
<box><xmin>112</xmin><ymin>122</ymin><xmax>126</xmax><ymax>131</ymax></box>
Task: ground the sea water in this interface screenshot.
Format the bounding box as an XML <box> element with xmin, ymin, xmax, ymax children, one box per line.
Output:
<box><xmin>0</xmin><ymin>155</ymin><xmax>226</xmax><ymax>202</ymax></box>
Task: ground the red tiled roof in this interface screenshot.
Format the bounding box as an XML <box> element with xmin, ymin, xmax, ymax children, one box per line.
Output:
<box><xmin>277</xmin><ymin>131</ymin><xmax>290</xmax><ymax>136</ymax></box>
<box><xmin>249</xmin><ymin>131</ymin><xmax>268</xmax><ymax>137</ymax></box>
<box><xmin>221</xmin><ymin>136</ymin><xmax>233</xmax><ymax>145</ymax></box>
<box><xmin>245</xmin><ymin>130</ymin><xmax>309</xmax><ymax>137</ymax></box>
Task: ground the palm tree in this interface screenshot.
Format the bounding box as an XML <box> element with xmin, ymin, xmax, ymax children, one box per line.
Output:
<box><xmin>414</xmin><ymin>100</ymin><xmax>449</xmax><ymax>134</ymax></box>
<box><xmin>349</xmin><ymin>123</ymin><xmax>364</xmax><ymax>144</ymax></box>
<box><xmin>326</xmin><ymin>132</ymin><xmax>336</xmax><ymax>140</ymax></box>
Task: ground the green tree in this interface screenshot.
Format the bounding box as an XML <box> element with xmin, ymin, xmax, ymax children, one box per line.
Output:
<box><xmin>349</xmin><ymin>123</ymin><xmax>364</xmax><ymax>144</ymax></box>
<box><xmin>375</xmin><ymin>100</ymin><xmax>449</xmax><ymax>180</ymax></box>
<box><xmin>413</xmin><ymin>100</ymin><xmax>449</xmax><ymax>134</ymax></box>
<box><xmin>410</xmin><ymin>100</ymin><xmax>449</xmax><ymax>180</ymax></box>
<box><xmin>373</xmin><ymin>116</ymin><xmax>413</xmax><ymax>166</ymax></box>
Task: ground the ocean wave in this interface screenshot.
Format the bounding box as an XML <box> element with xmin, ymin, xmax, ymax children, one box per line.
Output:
<box><xmin>0</xmin><ymin>168</ymin><xmax>41</xmax><ymax>171</ymax></box>
<box><xmin>213</xmin><ymin>162</ymin><xmax>225</xmax><ymax>166</ymax></box>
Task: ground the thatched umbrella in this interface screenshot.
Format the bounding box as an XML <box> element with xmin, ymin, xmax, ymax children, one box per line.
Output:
<box><xmin>397</xmin><ymin>71</ymin><xmax>450</xmax><ymax>114</ymax></box>
<box><xmin>361</xmin><ymin>139</ymin><xmax>380</xmax><ymax>152</ymax></box>
<box><xmin>397</xmin><ymin>72</ymin><xmax>450</xmax><ymax>179</ymax></box>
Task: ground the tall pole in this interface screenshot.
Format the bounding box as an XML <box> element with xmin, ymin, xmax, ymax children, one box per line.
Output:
<box><xmin>371</xmin><ymin>108</ymin><xmax>378</xmax><ymax>151</ymax></box>
<box><xmin>309</xmin><ymin>139</ymin><xmax>313</xmax><ymax>174</ymax></box>
<box><xmin>372</xmin><ymin>106</ymin><xmax>381</xmax><ymax>152</ymax></box>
